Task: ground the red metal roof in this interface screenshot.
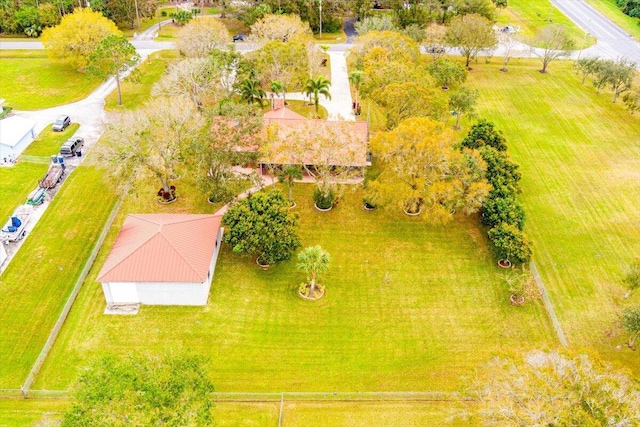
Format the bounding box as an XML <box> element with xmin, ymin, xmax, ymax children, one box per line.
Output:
<box><xmin>263</xmin><ymin>107</ymin><xmax>307</xmax><ymax>121</ymax></box>
<box><xmin>97</xmin><ymin>214</ymin><xmax>222</xmax><ymax>283</ymax></box>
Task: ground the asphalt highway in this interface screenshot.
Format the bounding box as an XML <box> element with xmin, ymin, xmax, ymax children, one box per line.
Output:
<box><xmin>551</xmin><ymin>0</ymin><xmax>640</xmax><ymax>64</ymax></box>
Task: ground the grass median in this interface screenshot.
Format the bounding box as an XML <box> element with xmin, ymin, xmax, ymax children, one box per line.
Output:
<box><xmin>0</xmin><ymin>166</ymin><xmax>116</xmax><ymax>388</ymax></box>
<box><xmin>22</xmin><ymin>123</ymin><xmax>80</xmax><ymax>157</ymax></box>
<box><xmin>0</xmin><ymin>162</ymin><xmax>48</xmax><ymax>221</ymax></box>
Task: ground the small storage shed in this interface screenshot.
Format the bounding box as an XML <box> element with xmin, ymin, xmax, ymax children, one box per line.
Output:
<box><xmin>0</xmin><ymin>116</ymin><xmax>37</xmax><ymax>160</ymax></box>
<box><xmin>97</xmin><ymin>214</ymin><xmax>224</xmax><ymax>306</ymax></box>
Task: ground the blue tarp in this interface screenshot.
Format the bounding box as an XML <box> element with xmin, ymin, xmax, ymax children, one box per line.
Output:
<box><xmin>11</xmin><ymin>217</ymin><xmax>21</xmax><ymax>228</ymax></box>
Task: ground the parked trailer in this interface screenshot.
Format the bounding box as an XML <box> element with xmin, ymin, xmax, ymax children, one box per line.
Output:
<box><xmin>39</xmin><ymin>156</ymin><xmax>66</xmax><ymax>189</ymax></box>
<box><xmin>0</xmin><ymin>205</ymin><xmax>32</xmax><ymax>243</ymax></box>
<box><xmin>26</xmin><ymin>187</ymin><xmax>46</xmax><ymax>206</ymax></box>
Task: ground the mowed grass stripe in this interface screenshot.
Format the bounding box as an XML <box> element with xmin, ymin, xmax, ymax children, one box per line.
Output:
<box><xmin>469</xmin><ymin>60</ymin><xmax>640</xmax><ymax>365</ymax></box>
<box><xmin>0</xmin><ymin>166</ymin><xmax>115</xmax><ymax>388</ymax></box>
<box><xmin>22</xmin><ymin>123</ymin><xmax>80</xmax><ymax>157</ymax></box>
<box><xmin>0</xmin><ymin>162</ymin><xmax>48</xmax><ymax>221</ymax></box>
<box><xmin>36</xmin><ymin>184</ymin><xmax>553</xmax><ymax>392</ymax></box>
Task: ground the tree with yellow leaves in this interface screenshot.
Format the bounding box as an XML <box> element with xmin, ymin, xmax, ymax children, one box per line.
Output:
<box><xmin>175</xmin><ymin>17</ymin><xmax>231</xmax><ymax>58</ymax></box>
<box><xmin>249</xmin><ymin>13</ymin><xmax>312</xmax><ymax>43</ymax></box>
<box><xmin>41</xmin><ymin>8</ymin><xmax>121</xmax><ymax>70</ymax></box>
<box><xmin>369</xmin><ymin>117</ymin><xmax>490</xmax><ymax>223</ymax></box>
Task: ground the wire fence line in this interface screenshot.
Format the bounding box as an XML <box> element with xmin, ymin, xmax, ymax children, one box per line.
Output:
<box><xmin>20</xmin><ymin>199</ymin><xmax>123</xmax><ymax>397</ymax></box>
<box><xmin>0</xmin><ymin>389</ymin><xmax>477</xmax><ymax>402</ymax></box>
<box><xmin>530</xmin><ymin>261</ymin><xmax>569</xmax><ymax>347</ymax></box>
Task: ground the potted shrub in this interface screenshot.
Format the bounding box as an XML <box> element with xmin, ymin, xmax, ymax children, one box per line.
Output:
<box><xmin>157</xmin><ymin>185</ymin><xmax>177</xmax><ymax>204</ymax></box>
<box><xmin>488</xmin><ymin>223</ymin><xmax>533</xmax><ymax>267</ymax></box>
<box><xmin>313</xmin><ymin>188</ymin><xmax>335</xmax><ymax>211</ymax></box>
<box><xmin>363</xmin><ymin>196</ymin><xmax>377</xmax><ymax>211</ymax></box>
<box><xmin>504</xmin><ymin>268</ymin><xmax>539</xmax><ymax>306</ymax></box>
<box><xmin>207</xmin><ymin>186</ymin><xmax>233</xmax><ymax>204</ymax></box>
<box><xmin>403</xmin><ymin>198</ymin><xmax>423</xmax><ymax>216</ymax></box>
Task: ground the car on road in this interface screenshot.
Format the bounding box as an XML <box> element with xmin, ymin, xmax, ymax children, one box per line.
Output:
<box><xmin>426</xmin><ymin>46</ymin><xmax>446</xmax><ymax>54</ymax></box>
<box><xmin>60</xmin><ymin>136</ymin><xmax>84</xmax><ymax>157</ymax></box>
<box><xmin>233</xmin><ymin>34</ymin><xmax>246</xmax><ymax>42</ymax></box>
<box><xmin>52</xmin><ymin>115</ymin><xmax>71</xmax><ymax>132</ymax></box>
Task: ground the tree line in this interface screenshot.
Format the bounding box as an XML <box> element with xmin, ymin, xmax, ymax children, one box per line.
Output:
<box><xmin>0</xmin><ymin>0</ymin><xmax>158</xmax><ymax>36</ymax></box>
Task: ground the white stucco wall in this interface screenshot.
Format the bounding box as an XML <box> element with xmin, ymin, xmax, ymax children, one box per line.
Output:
<box><xmin>101</xmin><ymin>227</ymin><xmax>224</xmax><ymax>307</ymax></box>
<box><xmin>0</xmin><ymin>116</ymin><xmax>36</xmax><ymax>159</ymax></box>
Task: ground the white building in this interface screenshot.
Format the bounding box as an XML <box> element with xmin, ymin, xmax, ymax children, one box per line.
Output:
<box><xmin>0</xmin><ymin>116</ymin><xmax>37</xmax><ymax>160</ymax></box>
<box><xmin>97</xmin><ymin>214</ymin><xmax>224</xmax><ymax>307</ymax></box>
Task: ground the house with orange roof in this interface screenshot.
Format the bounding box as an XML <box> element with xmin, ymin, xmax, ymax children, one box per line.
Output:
<box><xmin>259</xmin><ymin>107</ymin><xmax>370</xmax><ymax>178</ymax></box>
<box><xmin>97</xmin><ymin>214</ymin><xmax>223</xmax><ymax>307</ymax></box>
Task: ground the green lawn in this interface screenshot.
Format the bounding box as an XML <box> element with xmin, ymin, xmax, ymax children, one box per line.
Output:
<box><xmin>283</xmin><ymin>401</ymin><xmax>473</xmax><ymax>426</ymax></box>
<box><xmin>0</xmin><ymin>162</ymin><xmax>48</xmax><ymax>221</ymax></box>
<box><xmin>105</xmin><ymin>50</ymin><xmax>178</xmax><ymax>111</ymax></box>
<box><xmin>313</xmin><ymin>29</ymin><xmax>347</xmax><ymax>44</ymax></box>
<box><xmin>35</xmin><ymin>181</ymin><xmax>553</xmax><ymax>392</ymax></box>
<box><xmin>0</xmin><ymin>166</ymin><xmax>116</xmax><ymax>388</ymax></box>
<box><xmin>0</xmin><ymin>51</ymin><xmax>101</xmax><ymax>110</ymax></box>
<box><xmin>0</xmin><ymin>398</ymin><xmax>68</xmax><ymax>427</ymax></box>
<box><xmin>467</xmin><ymin>59</ymin><xmax>640</xmax><ymax>372</ymax></box>
<box><xmin>584</xmin><ymin>0</ymin><xmax>640</xmax><ymax>39</ymax></box>
<box><xmin>497</xmin><ymin>0</ymin><xmax>589</xmax><ymax>42</ymax></box>
<box><xmin>156</xmin><ymin>22</ymin><xmax>181</xmax><ymax>39</ymax></box>
<box><xmin>21</xmin><ymin>123</ymin><xmax>80</xmax><ymax>157</ymax></box>
<box><xmin>1</xmin><ymin>398</ymin><xmax>474</xmax><ymax>427</ymax></box>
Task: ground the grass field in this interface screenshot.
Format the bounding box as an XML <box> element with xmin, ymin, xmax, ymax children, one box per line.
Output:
<box><xmin>0</xmin><ymin>398</ymin><xmax>474</xmax><ymax>426</ymax></box>
<box><xmin>0</xmin><ymin>166</ymin><xmax>116</xmax><ymax>388</ymax></box>
<box><xmin>0</xmin><ymin>162</ymin><xmax>48</xmax><ymax>221</ymax></box>
<box><xmin>497</xmin><ymin>0</ymin><xmax>589</xmax><ymax>42</ymax></box>
<box><xmin>156</xmin><ymin>22</ymin><xmax>181</xmax><ymax>39</ymax></box>
<box><xmin>466</xmin><ymin>58</ymin><xmax>640</xmax><ymax>372</ymax></box>
<box><xmin>584</xmin><ymin>0</ymin><xmax>640</xmax><ymax>39</ymax></box>
<box><xmin>21</xmin><ymin>123</ymin><xmax>80</xmax><ymax>157</ymax></box>
<box><xmin>104</xmin><ymin>50</ymin><xmax>178</xmax><ymax>111</ymax></box>
<box><xmin>0</xmin><ymin>398</ymin><xmax>69</xmax><ymax>427</ymax></box>
<box><xmin>35</xmin><ymin>180</ymin><xmax>553</xmax><ymax>392</ymax></box>
<box><xmin>0</xmin><ymin>51</ymin><xmax>101</xmax><ymax>110</ymax></box>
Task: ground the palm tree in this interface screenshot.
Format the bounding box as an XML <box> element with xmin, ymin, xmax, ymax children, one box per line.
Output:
<box><xmin>270</xmin><ymin>80</ymin><xmax>286</xmax><ymax>109</ymax></box>
<box><xmin>297</xmin><ymin>245</ymin><xmax>330</xmax><ymax>297</ymax></box>
<box><xmin>239</xmin><ymin>77</ymin><xmax>266</xmax><ymax>106</ymax></box>
<box><xmin>277</xmin><ymin>164</ymin><xmax>302</xmax><ymax>205</ymax></box>
<box><xmin>348</xmin><ymin>70</ymin><xmax>363</xmax><ymax>114</ymax></box>
<box><xmin>304</xmin><ymin>76</ymin><xmax>331</xmax><ymax>116</ymax></box>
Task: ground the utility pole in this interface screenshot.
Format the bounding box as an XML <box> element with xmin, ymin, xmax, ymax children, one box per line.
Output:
<box><xmin>318</xmin><ymin>0</ymin><xmax>322</xmax><ymax>39</ymax></box>
<box><xmin>134</xmin><ymin>0</ymin><xmax>141</xmax><ymax>30</ymax></box>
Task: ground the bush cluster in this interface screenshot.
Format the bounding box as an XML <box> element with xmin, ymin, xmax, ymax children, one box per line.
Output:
<box><xmin>462</xmin><ymin>120</ymin><xmax>532</xmax><ymax>265</ymax></box>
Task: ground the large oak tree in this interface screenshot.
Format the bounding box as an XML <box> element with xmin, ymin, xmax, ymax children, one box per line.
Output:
<box><xmin>369</xmin><ymin>117</ymin><xmax>490</xmax><ymax>222</ymax></box>
<box><xmin>41</xmin><ymin>8</ymin><xmax>120</xmax><ymax>70</ymax></box>
<box><xmin>445</xmin><ymin>13</ymin><xmax>497</xmax><ymax>68</ymax></box>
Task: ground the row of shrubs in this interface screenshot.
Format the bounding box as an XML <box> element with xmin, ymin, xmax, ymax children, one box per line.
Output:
<box><xmin>461</xmin><ymin>120</ymin><xmax>533</xmax><ymax>265</ymax></box>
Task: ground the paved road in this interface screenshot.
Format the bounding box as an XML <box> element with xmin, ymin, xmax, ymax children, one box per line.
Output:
<box><xmin>551</xmin><ymin>0</ymin><xmax>640</xmax><ymax>64</ymax></box>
